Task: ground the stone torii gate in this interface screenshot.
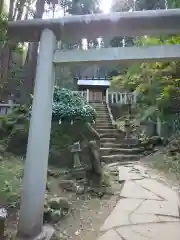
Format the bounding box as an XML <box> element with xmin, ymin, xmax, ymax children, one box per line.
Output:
<box><xmin>8</xmin><ymin>9</ymin><xmax>180</xmax><ymax>239</ymax></box>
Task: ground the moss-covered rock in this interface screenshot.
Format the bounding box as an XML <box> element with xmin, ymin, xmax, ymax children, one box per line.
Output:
<box><xmin>44</xmin><ymin>196</ymin><xmax>71</xmax><ymax>223</ymax></box>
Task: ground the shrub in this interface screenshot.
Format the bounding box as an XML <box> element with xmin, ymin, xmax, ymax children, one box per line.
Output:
<box><xmin>52</xmin><ymin>87</ymin><xmax>96</xmax><ymax>123</ymax></box>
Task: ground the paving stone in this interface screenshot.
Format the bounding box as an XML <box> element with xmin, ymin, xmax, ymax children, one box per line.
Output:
<box><xmin>158</xmin><ymin>215</ymin><xmax>180</xmax><ymax>222</ymax></box>
<box><xmin>101</xmin><ymin>197</ymin><xmax>180</xmax><ymax>231</ymax></box>
<box><xmin>132</xmin><ymin>165</ymin><xmax>150</xmax><ymax>178</ymax></box>
<box><xmin>98</xmin><ymin>230</ymin><xmax>122</xmax><ymax>240</ymax></box>
<box><xmin>101</xmin><ymin>212</ymin><xmax>130</xmax><ymax>231</ymax></box>
<box><xmin>118</xmin><ymin>165</ymin><xmax>149</xmax><ymax>182</ymax></box>
<box><xmin>136</xmin><ymin>199</ymin><xmax>179</xmax><ymax>217</ymax></box>
<box><xmin>136</xmin><ymin>179</ymin><xmax>180</xmax><ymax>203</ymax></box>
<box><xmin>117</xmin><ymin>222</ymin><xmax>180</xmax><ymax>240</ymax></box>
<box><xmin>120</xmin><ymin>181</ymin><xmax>162</xmax><ymax>200</ymax></box>
<box><xmin>130</xmin><ymin>213</ymin><xmax>159</xmax><ymax>224</ymax></box>
<box><xmin>101</xmin><ymin>199</ymin><xmax>144</xmax><ymax>231</ymax></box>
<box><xmin>118</xmin><ymin>166</ymin><xmax>130</xmax><ymax>181</ymax></box>
<box><xmin>118</xmin><ymin>166</ymin><xmax>143</xmax><ymax>181</ymax></box>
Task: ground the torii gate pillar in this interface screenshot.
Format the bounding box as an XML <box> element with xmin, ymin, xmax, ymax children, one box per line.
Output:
<box><xmin>17</xmin><ymin>28</ymin><xmax>56</xmax><ymax>238</ymax></box>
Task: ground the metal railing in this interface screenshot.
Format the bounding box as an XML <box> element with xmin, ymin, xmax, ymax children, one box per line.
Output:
<box><xmin>0</xmin><ymin>100</ymin><xmax>18</xmax><ymax>116</ymax></box>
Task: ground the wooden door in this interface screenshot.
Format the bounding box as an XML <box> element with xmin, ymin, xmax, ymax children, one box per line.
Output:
<box><xmin>89</xmin><ymin>90</ymin><xmax>103</xmax><ymax>102</ymax></box>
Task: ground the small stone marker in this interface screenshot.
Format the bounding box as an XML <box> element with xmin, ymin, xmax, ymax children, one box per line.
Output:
<box><xmin>70</xmin><ymin>142</ymin><xmax>86</xmax><ymax>179</ymax></box>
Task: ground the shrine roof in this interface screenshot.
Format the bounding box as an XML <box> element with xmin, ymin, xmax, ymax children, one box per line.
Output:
<box><xmin>77</xmin><ymin>79</ymin><xmax>110</xmax><ymax>87</ymax></box>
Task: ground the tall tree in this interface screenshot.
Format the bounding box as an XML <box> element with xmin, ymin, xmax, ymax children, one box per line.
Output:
<box><xmin>0</xmin><ymin>0</ymin><xmax>32</xmax><ymax>101</ymax></box>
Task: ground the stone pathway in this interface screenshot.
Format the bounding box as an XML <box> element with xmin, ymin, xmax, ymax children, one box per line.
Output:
<box><xmin>97</xmin><ymin>164</ymin><xmax>180</xmax><ymax>240</ymax></box>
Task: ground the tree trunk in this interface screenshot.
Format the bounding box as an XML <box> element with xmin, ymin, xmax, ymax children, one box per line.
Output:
<box><xmin>0</xmin><ymin>0</ymin><xmax>4</xmax><ymax>14</ymax></box>
<box><xmin>16</xmin><ymin>0</ymin><xmax>27</xmax><ymax>20</ymax></box>
<box><xmin>21</xmin><ymin>0</ymin><xmax>45</xmax><ymax>104</ymax></box>
<box><xmin>88</xmin><ymin>140</ymin><xmax>103</xmax><ymax>185</ymax></box>
<box><xmin>0</xmin><ymin>0</ymin><xmax>21</xmax><ymax>101</ymax></box>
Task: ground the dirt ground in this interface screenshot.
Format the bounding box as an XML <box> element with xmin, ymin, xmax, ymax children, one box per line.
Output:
<box><xmin>4</xmin><ymin>168</ymin><xmax>123</xmax><ymax>240</ymax></box>
<box><xmin>49</xmin><ymin>174</ymin><xmax>123</xmax><ymax>240</ymax></box>
<box><xmin>141</xmin><ymin>150</ymin><xmax>180</xmax><ymax>194</ymax></box>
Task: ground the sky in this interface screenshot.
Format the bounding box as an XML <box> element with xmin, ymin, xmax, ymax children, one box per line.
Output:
<box><xmin>45</xmin><ymin>0</ymin><xmax>112</xmax><ymax>19</ymax></box>
<box><xmin>100</xmin><ymin>0</ymin><xmax>113</xmax><ymax>13</ymax></box>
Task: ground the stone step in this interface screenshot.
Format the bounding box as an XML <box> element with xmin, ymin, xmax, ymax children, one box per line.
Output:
<box><xmin>96</xmin><ymin>116</ymin><xmax>110</xmax><ymax>119</ymax></box>
<box><xmin>96</xmin><ymin>123</ymin><xmax>112</xmax><ymax>126</ymax></box>
<box><xmin>94</xmin><ymin>106</ymin><xmax>107</xmax><ymax>109</ymax></box>
<box><xmin>95</xmin><ymin>107</ymin><xmax>108</xmax><ymax>110</ymax></box>
<box><xmin>101</xmin><ymin>142</ymin><xmax>140</xmax><ymax>149</ymax></box>
<box><xmin>96</xmin><ymin>125</ymin><xmax>114</xmax><ymax>129</ymax></box>
<box><xmin>96</xmin><ymin>120</ymin><xmax>112</xmax><ymax>124</ymax></box>
<box><xmin>93</xmin><ymin>104</ymin><xmax>107</xmax><ymax>107</ymax></box>
<box><xmin>96</xmin><ymin>112</ymin><xmax>108</xmax><ymax>115</ymax></box>
<box><xmin>96</xmin><ymin>119</ymin><xmax>111</xmax><ymax>123</ymax></box>
<box><xmin>101</xmin><ymin>154</ymin><xmax>140</xmax><ymax>163</ymax></box>
<box><xmin>97</xmin><ymin>128</ymin><xmax>115</xmax><ymax>132</ymax></box>
<box><xmin>98</xmin><ymin>128</ymin><xmax>117</xmax><ymax>133</ymax></box>
<box><xmin>100</xmin><ymin>137</ymin><xmax>117</xmax><ymax>143</ymax></box>
<box><xmin>116</xmin><ymin>138</ymin><xmax>139</xmax><ymax>146</ymax></box>
<box><xmin>100</xmin><ymin>147</ymin><xmax>143</xmax><ymax>155</ymax></box>
<box><xmin>96</xmin><ymin>126</ymin><xmax>114</xmax><ymax>130</ymax></box>
<box><xmin>97</xmin><ymin>130</ymin><xmax>115</xmax><ymax>134</ymax></box>
<box><xmin>104</xmin><ymin>161</ymin><xmax>140</xmax><ymax>167</ymax></box>
<box><xmin>100</xmin><ymin>133</ymin><xmax>119</xmax><ymax>138</ymax></box>
<box><xmin>96</xmin><ymin>114</ymin><xmax>110</xmax><ymax>117</ymax></box>
<box><xmin>95</xmin><ymin>108</ymin><xmax>108</xmax><ymax>110</ymax></box>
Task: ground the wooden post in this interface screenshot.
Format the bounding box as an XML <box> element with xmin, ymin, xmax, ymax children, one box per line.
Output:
<box><xmin>87</xmin><ymin>89</ymin><xmax>89</xmax><ymax>103</ymax></box>
<box><xmin>106</xmin><ymin>88</ymin><xmax>109</xmax><ymax>104</ymax></box>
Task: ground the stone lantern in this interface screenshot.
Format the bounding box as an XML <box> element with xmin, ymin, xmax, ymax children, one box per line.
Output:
<box><xmin>70</xmin><ymin>142</ymin><xmax>86</xmax><ymax>179</ymax></box>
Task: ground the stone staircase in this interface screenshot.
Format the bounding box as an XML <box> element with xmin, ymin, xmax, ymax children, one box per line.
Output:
<box><xmin>93</xmin><ymin>103</ymin><xmax>143</xmax><ymax>165</ymax></box>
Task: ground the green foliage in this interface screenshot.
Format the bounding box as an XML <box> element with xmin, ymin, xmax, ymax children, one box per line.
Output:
<box><xmin>0</xmin><ymin>13</ymin><xmax>7</xmax><ymax>42</ymax></box>
<box><xmin>135</xmin><ymin>0</ymin><xmax>166</xmax><ymax>10</ymax></box>
<box><xmin>52</xmin><ymin>87</ymin><xmax>96</xmax><ymax>123</ymax></box>
<box><xmin>0</xmin><ymin>105</ymin><xmax>29</xmax><ymax>140</ymax></box>
<box><xmin>0</xmin><ymin>157</ymin><xmax>23</xmax><ymax>203</ymax></box>
<box><xmin>111</xmin><ymin>35</ymin><xmax>180</xmax><ymax>123</ymax></box>
<box><xmin>167</xmin><ymin>0</ymin><xmax>180</xmax><ymax>8</ymax></box>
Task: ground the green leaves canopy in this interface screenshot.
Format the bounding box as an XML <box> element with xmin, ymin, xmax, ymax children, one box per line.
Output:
<box><xmin>110</xmin><ymin>35</ymin><xmax>180</xmax><ymax>119</ymax></box>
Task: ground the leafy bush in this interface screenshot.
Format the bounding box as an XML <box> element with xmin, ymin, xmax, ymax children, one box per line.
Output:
<box><xmin>111</xmin><ymin>36</ymin><xmax>180</xmax><ymax>121</ymax></box>
<box><xmin>0</xmin><ymin>13</ymin><xmax>7</xmax><ymax>42</ymax></box>
<box><xmin>52</xmin><ymin>87</ymin><xmax>96</xmax><ymax>123</ymax></box>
